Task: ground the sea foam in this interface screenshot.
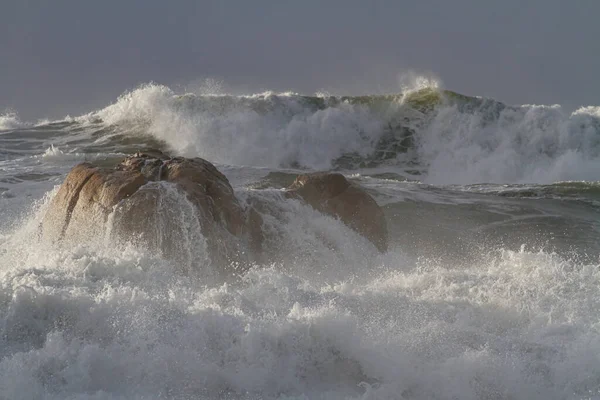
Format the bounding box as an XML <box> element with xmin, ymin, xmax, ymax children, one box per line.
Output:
<box><xmin>79</xmin><ymin>83</ymin><xmax>600</xmax><ymax>185</ymax></box>
<box><xmin>1</xmin><ymin>192</ymin><xmax>599</xmax><ymax>399</ymax></box>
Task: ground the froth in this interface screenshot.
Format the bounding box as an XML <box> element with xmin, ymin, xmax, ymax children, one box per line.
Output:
<box><xmin>2</xmin><ymin>198</ymin><xmax>600</xmax><ymax>399</ymax></box>
<box><xmin>419</xmin><ymin>102</ymin><xmax>600</xmax><ymax>184</ymax></box>
<box><xmin>398</xmin><ymin>71</ymin><xmax>441</xmax><ymax>95</ymax></box>
<box><xmin>19</xmin><ymin>80</ymin><xmax>593</xmax><ymax>185</ymax></box>
<box><xmin>0</xmin><ymin>112</ymin><xmax>72</xmax><ymax>132</ymax></box>
<box><xmin>89</xmin><ymin>82</ymin><xmax>600</xmax><ymax>185</ymax></box>
<box><xmin>0</xmin><ymin>112</ymin><xmax>28</xmax><ymax>131</ymax></box>
<box><xmin>95</xmin><ymin>84</ymin><xmax>386</xmax><ymax>170</ymax></box>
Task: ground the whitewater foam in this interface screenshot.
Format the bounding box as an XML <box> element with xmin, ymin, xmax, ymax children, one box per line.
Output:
<box><xmin>2</xmin><ymin>78</ymin><xmax>600</xmax><ymax>399</ymax></box>
<box><xmin>0</xmin><ymin>112</ymin><xmax>29</xmax><ymax>132</ymax></box>
<box><xmin>33</xmin><ymin>145</ymin><xmax>125</xmax><ymax>166</ymax></box>
<box><xmin>93</xmin><ymin>84</ymin><xmax>387</xmax><ymax>170</ymax></box>
<box><xmin>2</xmin><ymin>193</ymin><xmax>600</xmax><ymax>399</ymax></box>
<box><xmin>421</xmin><ymin>102</ymin><xmax>600</xmax><ymax>184</ymax></box>
<box><xmin>69</xmin><ymin>83</ymin><xmax>600</xmax><ymax>185</ymax></box>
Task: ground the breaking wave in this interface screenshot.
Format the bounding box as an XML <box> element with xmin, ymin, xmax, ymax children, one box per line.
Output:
<box><xmin>0</xmin><ymin>112</ymin><xmax>29</xmax><ymax>132</ymax></box>
<box><xmin>2</xmin><ymin>183</ymin><xmax>600</xmax><ymax>399</ymax></box>
<box><xmin>2</xmin><ymin>76</ymin><xmax>600</xmax><ymax>399</ymax></box>
<box><xmin>57</xmin><ymin>82</ymin><xmax>597</xmax><ymax>185</ymax></box>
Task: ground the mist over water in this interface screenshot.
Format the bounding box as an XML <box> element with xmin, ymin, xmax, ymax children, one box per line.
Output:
<box><xmin>1</xmin><ymin>79</ymin><xmax>600</xmax><ymax>399</ymax></box>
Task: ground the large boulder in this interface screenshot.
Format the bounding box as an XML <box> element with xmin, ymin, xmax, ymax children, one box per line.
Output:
<box><xmin>42</xmin><ymin>152</ymin><xmax>262</xmax><ymax>276</ymax></box>
<box><xmin>42</xmin><ymin>153</ymin><xmax>387</xmax><ymax>279</ymax></box>
<box><xmin>41</xmin><ymin>162</ymin><xmax>147</xmax><ymax>241</ymax></box>
<box><xmin>286</xmin><ymin>172</ymin><xmax>388</xmax><ymax>252</ymax></box>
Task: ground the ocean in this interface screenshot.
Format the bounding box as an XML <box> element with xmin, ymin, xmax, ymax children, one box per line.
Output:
<box><xmin>1</xmin><ymin>82</ymin><xmax>600</xmax><ymax>399</ymax></box>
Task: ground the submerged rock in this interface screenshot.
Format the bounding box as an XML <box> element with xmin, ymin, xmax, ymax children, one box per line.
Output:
<box><xmin>286</xmin><ymin>172</ymin><xmax>388</xmax><ymax>252</ymax></box>
<box><xmin>42</xmin><ymin>153</ymin><xmax>387</xmax><ymax>277</ymax></box>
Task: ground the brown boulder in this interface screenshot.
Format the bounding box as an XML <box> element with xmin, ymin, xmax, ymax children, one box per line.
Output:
<box><xmin>42</xmin><ymin>152</ymin><xmax>262</xmax><ymax>276</ymax></box>
<box><xmin>286</xmin><ymin>172</ymin><xmax>388</xmax><ymax>252</ymax></box>
<box><xmin>42</xmin><ymin>153</ymin><xmax>387</xmax><ymax>279</ymax></box>
<box><xmin>42</xmin><ymin>162</ymin><xmax>147</xmax><ymax>241</ymax></box>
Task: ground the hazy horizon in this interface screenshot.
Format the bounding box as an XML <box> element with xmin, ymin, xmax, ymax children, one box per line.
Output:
<box><xmin>2</xmin><ymin>0</ymin><xmax>600</xmax><ymax>120</ymax></box>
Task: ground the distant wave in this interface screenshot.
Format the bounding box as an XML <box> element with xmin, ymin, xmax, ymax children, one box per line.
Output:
<box><xmin>0</xmin><ymin>112</ymin><xmax>29</xmax><ymax>131</ymax></box>
<box><xmin>0</xmin><ymin>111</ymin><xmax>75</xmax><ymax>133</ymax></box>
<box><xmin>18</xmin><ymin>83</ymin><xmax>600</xmax><ymax>185</ymax></box>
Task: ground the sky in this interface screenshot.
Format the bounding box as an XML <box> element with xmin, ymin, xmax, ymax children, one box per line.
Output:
<box><xmin>1</xmin><ymin>0</ymin><xmax>599</xmax><ymax>120</ymax></box>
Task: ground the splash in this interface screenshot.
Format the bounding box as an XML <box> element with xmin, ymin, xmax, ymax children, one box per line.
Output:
<box><xmin>2</xmin><ymin>193</ymin><xmax>600</xmax><ymax>398</ymax></box>
<box><xmin>94</xmin><ymin>83</ymin><xmax>387</xmax><ymax>170</ymax></box>
<box><xmin>398</xmin><ymin>71</ymin><xmax>442</xmax><ymax>97</ymax></box>
<box><xmin>419</xmin><ymin>102</ymin><xmax>600</xmax><ymax>184</ymax></box>
<box><xmin>14</xmin><ymin>78</ymin><xmax>600</xmax><ymax>185</ymax></box>
<box><xmin>0</xmin><ymin>112</ymin><xmax>28</xmax><ymax>131</ymax></box>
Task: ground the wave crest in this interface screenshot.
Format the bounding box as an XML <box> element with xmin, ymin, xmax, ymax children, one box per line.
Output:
<box><xmin>22</xmin><ymin>81</ymin><xmax>600</xmax><ymax>184</ymax></box>
<box><xmin>0</xmin><ymin>112</ymin><xmax>28</xmax><ymax>132</ymax></box>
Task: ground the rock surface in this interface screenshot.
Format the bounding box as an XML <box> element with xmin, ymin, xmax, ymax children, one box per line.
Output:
<box><xmin>42</xmin><ymin>162</ymin><xmax>147</xmax><ymax>241</ymax></box>
<box><xmin>286</xmin><ymin>172</ymin><xmax>388</xmax><ymax>252</ymax></box>
<box><xmin>42</xmin><ymin>152</ymin><xmax>262</xmax><ymax>276</ymax></box>
<box><xmin>42</xmin><ymin>153</ymin><xmax>388</xmax><ymax>277</ymax></box>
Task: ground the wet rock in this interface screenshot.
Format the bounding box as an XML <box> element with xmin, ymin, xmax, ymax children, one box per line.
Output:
<box><xmin>42</xmin><ymin>153</ymin><xmax>387</xmax><ymax>280</ymax></box>
<box><xmin>42</xmin><ymin>152</ymin><xmax>262</xmax><ymax>277</ymax></box>
<box><xmin>286</xmin><ymin>172</ymin><xmax>388</xmax><ymax>252</ymax></box>
<box><xmin>42</xmin><ymin>162</ymin><xmax>146</xmax><ymax>241</ymax></box>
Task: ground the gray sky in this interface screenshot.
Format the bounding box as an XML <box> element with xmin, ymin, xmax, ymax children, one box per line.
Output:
<box><xmin>1</xmin><ymin>0</ymin><xmax>599</xmax><ymax>120</ymax></box>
